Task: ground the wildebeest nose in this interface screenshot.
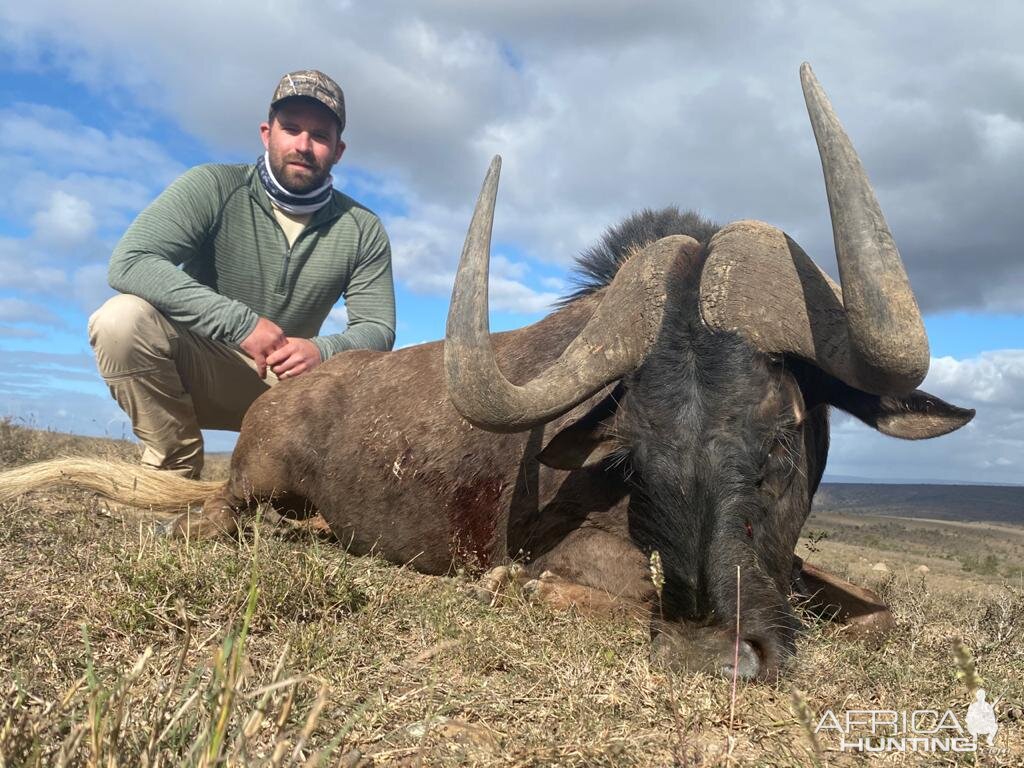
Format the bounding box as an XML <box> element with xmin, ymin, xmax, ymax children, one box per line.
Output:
<box><xmin>721</xmin><ymin>638</ymin><xmax>761</xmax><ymax>681</ymax></box>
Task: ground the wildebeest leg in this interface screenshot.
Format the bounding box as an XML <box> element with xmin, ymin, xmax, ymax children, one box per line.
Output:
<box><xmin>161</xmin><ymin>376</ymin><xmax>322</xmax><ymax>541</ymax></box>
<box><xmin>793</xmin><ymin>559</ymin><xmax>895</xmax><ymax>642</ymax></box>
<box><xmin>472</xmin><ymin>564</ymin><xmax>526</xmax><ymax>605</ymax></box>
<box><xmin>471</xmin><ymin>565</ymin><xmax>644</xmax><ymax>616</ymax></box>
<box><xmin>473</xmin><ymin>523</ymin><xmax>654</xmax><ymax>615</ymax></box>
<box><xmin>163</xmin><ymin>443</ymin><xmax>309</xmax><ymax>539</ymax></box>
<box><xmin>164</xmin><ymin>482</ymin><xmax>245</xmax><ymax>539</ymax></box>
<box><xmin>522</xmin><ymin>571</ymin><xmax>646</xmax><ymax>615</ymax></box>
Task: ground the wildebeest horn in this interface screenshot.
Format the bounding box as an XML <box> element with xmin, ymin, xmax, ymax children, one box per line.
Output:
<box><xmin>700</xmin><ymin>63</ymin><xmax>929</xmax><ymax>395</ymax></box>
<box><xmin>446</xmin><ymin>156</ymin><xmax>701</xmax><ymax>431</ymax></box>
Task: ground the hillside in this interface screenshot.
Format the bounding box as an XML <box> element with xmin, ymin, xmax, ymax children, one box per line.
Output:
<box><xmin>815</xmin><ymin>482</ymin><xmax>1023</xmax><ymax>524</ymax></box>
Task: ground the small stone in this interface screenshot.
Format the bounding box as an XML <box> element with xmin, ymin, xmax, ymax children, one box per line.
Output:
<box><xmin>915</xmin><ymin>565</ymin><xmax>930</xmax><ymax>574</ymax></box>
<box><xmin>871</xmin><ymin>562</ymin><xmax>890</xmax><ymax>572</ymax></box>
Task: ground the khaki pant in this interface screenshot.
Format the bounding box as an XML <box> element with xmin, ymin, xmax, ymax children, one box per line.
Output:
<box><xmin>88</xmin><ymin>294</ymin><xmax>279</xmax><ymax>478</ymax></box>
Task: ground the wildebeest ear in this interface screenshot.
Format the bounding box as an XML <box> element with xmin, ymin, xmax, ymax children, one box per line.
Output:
<box><xmin>537</xmin><ymin>384</ymin><xmax>623</xmax><ymax>469</ymax></box>
<box><xmin>821</xmin><ymin>381</ymin><xmax>975</xmax><ymax>439</ymax></box>
<box><xmin>789</xmin><ymin>358</ymin><xmax>975</xmax><ymax>439</ymax></box>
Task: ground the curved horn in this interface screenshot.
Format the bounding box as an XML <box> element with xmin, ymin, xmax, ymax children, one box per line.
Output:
<box><xmin>700</xmin><ymin>63</ymin><xmax>929</xmax><ymax>395</ymax></box>
<box><xmin>802</xmin><ymin>62</ymin><xmax>929</xmax><ymax>389</ymax></box>
<box><xmin>445</xmin><ymin>156</ymin><xmax>700</xmax><ymax>432</ymax></box>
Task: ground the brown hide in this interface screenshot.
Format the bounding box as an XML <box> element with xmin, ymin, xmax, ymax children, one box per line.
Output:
<box><xmin>229</xmin><ymin>293</ymin><xmax>644</xmax><ymax>590</ymax></box>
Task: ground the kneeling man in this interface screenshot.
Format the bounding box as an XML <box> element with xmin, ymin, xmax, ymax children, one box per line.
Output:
<box><xmin>90</xmin><ymin>70</ymin><xmax>395</xmax><ymax>478</ymax></box>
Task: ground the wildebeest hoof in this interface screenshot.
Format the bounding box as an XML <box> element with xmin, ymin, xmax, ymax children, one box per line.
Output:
<box><xmin>471</xmin><ymin>563</ymin><xmax>525</xmax><ymax>605</ymax></box>
<box><xmin>522</xmin><ymin>572</ymin><xmax>630</xmax><ymax>614</ymax></box>
<box><xmin>152</xmin><ymin>519</ymin><xmax>178</xmax><ymax>538</ymax></box>
<box><xmin>157</xmin><ymin>507</ymin><xmax>240</xmax><ymax>541</ymax></box>
<box><xmin>521</xmin><ymin>570</ymin><xmax>557</xmax><ymax>599</ymax></box>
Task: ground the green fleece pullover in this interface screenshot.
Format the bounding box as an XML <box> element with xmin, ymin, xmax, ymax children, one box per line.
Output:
<box><xmin>109</xmin><ymin>163</ymin><xmax>396</xmax><ymax>360</ymax></box>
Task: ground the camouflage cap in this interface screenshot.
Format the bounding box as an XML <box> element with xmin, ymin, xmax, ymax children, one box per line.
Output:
<box><xmin>270</xmin><ymin>69</ymin><xmax>346</xmax><ymax>133</ymax></box>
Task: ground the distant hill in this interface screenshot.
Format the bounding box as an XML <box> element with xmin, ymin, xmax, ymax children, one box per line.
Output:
<box><xmin>815</xmin><ymin>483</ymin><xmax>1024</xmax><ymax>525</ymax></box>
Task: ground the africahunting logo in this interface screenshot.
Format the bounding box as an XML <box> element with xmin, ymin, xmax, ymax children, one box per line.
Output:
<box><xmin>815</xmin><ymin>689</ymin><xmax>1001</xmax><ymax>754</ymax></box>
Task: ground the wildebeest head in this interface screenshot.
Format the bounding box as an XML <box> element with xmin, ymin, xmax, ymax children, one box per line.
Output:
<box><xmin>445</xmin><ymin>64</ymin><xmax>974</xmax><ymax>679</ymax></box>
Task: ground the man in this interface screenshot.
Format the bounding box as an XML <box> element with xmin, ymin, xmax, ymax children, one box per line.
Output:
<box><xmin>89</xmin><ymin>70</ymin><xmax>395</xmax><ymax>478</ymax></box>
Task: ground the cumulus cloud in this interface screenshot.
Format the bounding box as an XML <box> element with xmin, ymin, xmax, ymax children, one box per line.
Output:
<box><xmin>0</xmin><ymin>104</ymin><xmax>181</xmax><ymax>241</ymax></box>
<box><xmin>927</xmin><ymin>351</ymin><xmax>1024</xmax><ymax>406</ymax></box>
<box><xmin>0</xmin><ymin>325</ymin><xmax>45</xmax><ymax>339</ymax></box>
<box><xmin>320</xmin><ymin>306</ymin><xmax>350</xmax><ymax>335</ymax></box>
<box><xmin>0</xmin><ymin>241</ymin><xmax>70</xmax><ymax>293</ymax></box>
<box><xmin>32</xmin><ymin>190</ymin><xmax>96</xmax><ymax>247</ymax></box>
<box><xmin>0</xmin><ymin>104</ymin><xmax>182</xmax><ymax>319</ymax></box>
<box><xmin>0</xmin><ymin>103</ymin><xmax>184</xmax><ymax>185</ymax></box>
<box><xmin>827</xmin><ymin>351</ymin><xmax>1024</xmax><ymax>485</ymax></box>
<box><xmin>387</xmin><ymin>206</ymin><xmax>558</xmax><ymax>313</ymax></box>
<box><xmin>70</xmin><ymin>262</ymin><xmax>115</xmax><ymax>314</ymax></box>
<box><xmin>4</xmin><ymin>1</ymin><xmax>1020</xmax><ymax>312</ymax></box>
<box><xmin>0</xmin><ymin>298</ymin><xmax>62</xmax><ymax>326</ymax></box>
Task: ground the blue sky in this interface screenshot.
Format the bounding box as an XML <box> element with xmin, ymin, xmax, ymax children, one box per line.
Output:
<box><xmin>1</xmin><ymin>2</ymin><xmax>1022</xmax><ymax>483</ymax></box>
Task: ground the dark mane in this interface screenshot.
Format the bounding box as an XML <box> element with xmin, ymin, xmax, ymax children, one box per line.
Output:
<box><xmin>559</xmin><ymin>207</ymin><xmax>720</xmax><ymax>306</ymax></box>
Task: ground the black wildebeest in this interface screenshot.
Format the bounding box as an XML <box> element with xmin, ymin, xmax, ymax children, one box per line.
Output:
<box><xmin>0</xmin><ymin>64</ymin><xmax>973</xmax><ymax>680</ymax></box>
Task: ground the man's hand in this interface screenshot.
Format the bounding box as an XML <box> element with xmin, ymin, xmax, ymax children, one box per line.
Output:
<box><xmin>240</xmin><ymin>317</ymin><xmax>287</xmax><ymax>379</ymax></box>
<box><xmin>268</xmin><ymin>338</ymin><xmax>322</xmax><ymax>380</ymax></box>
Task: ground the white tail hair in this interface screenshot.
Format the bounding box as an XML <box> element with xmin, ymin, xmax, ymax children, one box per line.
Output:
<box><xmin>0</xmin><ymin>458</ymin><xmax>222</xmax><ymax>513</ymax></box>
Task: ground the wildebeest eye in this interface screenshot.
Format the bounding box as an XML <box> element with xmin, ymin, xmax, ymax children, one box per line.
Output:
<box><xmin>758</xmin><ymin>432</ymin><xmax>800</xmax><ymax>498</ymax></box>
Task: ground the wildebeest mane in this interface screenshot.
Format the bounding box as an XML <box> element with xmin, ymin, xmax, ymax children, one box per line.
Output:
<box><xmin>559</xmin><ymin>207</ymin><xmax>720</xmax><ymax>307</ymax></box>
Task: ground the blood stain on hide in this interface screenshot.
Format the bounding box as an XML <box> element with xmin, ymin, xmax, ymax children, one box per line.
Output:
<box><xmin>448</xmin><ymin>477</ymin><xmax>502</xmax><ymax>571</ymax></box>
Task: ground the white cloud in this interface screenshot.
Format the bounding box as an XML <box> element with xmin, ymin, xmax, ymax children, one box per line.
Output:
<box><xmin>0</xmin><ymin>125</ymin><xmax>179</xmax><ymax>238</ymax></box>
<box><xmin>2</xmin><ymin>1</ymin><xmax>1023</xmax><ymax>312</ymax></box>
<box><xmin>0</xmin><ymin>298</ymin><xmax>62</xmax><ymax>326</ymax></box>
<box><xmin>71</xmin><ymin>262</ymin><xmax>115</xmax><ymax>314</ymax></box>
<box><xmin>827</xmin><ymin>351</ymin><xmax>1024</xmax><ymax>485</ymax></box>
<box><xmin>0</xmin><ymin>325</ymin><xmax>45</xmax><ymax>339</ymax></box>
<box><xmin>386</xmin><ymin>201</ymin><xmax>561</xmax><ymax>313</ymax></box>
<box><xmin>32</xmin><ymin>190</ymin><xmax>96</xmax><ymax>247</ymax></box>
<box><xmin>0</xmin><ymin>242</ymin><xmax>70</xmax><ymax>293</ymax></box>
<box><xmin>927</xmin><ymin>351</ymin><xmax>1024</xmax><ymax>406</ymax></box>
<box><xmin>320</xmin><ymin>305</ymin><xmax>350</xmax><ymax>335</ymax></box>
<box><xmin>487</xmin><ymin>275</ymin><xmax>559</xmax><ymax>314</ymax></box>
<box><xmin>0</xmin><ymin>103</ymin><xmax>183</xmax><ymax>322</ymax></box>
<box><xmin>0</xmin><ymin>103</ymin><xmax>183</xmax><ymax>185</ymax></box>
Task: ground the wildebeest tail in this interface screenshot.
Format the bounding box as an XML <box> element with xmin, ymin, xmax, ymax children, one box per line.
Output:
<box><xmin>0</xmin><ymin>458</ymin><xmax>222</xmax><ymax>513</ymax></box>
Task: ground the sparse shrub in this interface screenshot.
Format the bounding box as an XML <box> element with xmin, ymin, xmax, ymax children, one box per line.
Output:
<box><xmin>801</xmin><ymin>529</ymin><xmax>828</xmax><ymax>555</ymax></box>
<box><xmin>959</xmin><ymin>553</ymin><xmax>1001</xmax><ymax>575</ymax></box>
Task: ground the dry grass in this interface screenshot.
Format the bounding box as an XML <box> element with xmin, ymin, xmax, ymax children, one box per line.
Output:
<box><xmin>1</xmin><ymin>420</ymin><xmax>1022</xmax><ymax>766</ymax></box>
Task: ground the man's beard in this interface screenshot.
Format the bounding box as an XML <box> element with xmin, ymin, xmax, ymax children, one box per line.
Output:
<box><xmin>268</xmin><ymin>149</ymin><xmax>330</xmax><ymax>194</ymax></box>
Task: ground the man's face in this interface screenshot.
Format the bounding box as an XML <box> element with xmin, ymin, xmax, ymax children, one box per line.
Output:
<box><xmin>260</xmin><ymin>98</ymin><xmax>345</xmax><ymax>194</ymax></box>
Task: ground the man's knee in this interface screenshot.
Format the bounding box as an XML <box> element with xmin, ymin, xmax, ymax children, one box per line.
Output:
<box><xmin>89</xmin><ymin>294</ymin><xmax>174</xmax><ymax>377</ymax></box>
